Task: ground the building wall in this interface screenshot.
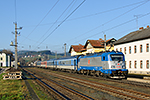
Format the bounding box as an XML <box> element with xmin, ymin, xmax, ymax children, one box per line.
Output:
<box><xmin>70</xmin><ymin>48</ymin><xmax>83</xmax><ymax>56</ymax></box>
<box><xmin>86</xmin><ymin>43</ymin><xmax>114</xmax><ymax>53</ymax></box>
<box><xmin>114</xmin><ymin>38</ymin><xmax>150</xmax><ymax>74</ymax></box>
<box><xmin>0</xmin><ymin>53</ymin><xmax>11</xmax><ymax>67</ymax></box>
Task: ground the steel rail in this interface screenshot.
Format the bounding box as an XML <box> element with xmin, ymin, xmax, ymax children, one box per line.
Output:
<box><xmin>23</xmin><ymin>68</ymin><xmax>95</xmax><ymax>100</ymax></box>
<box><xmin>23</xmin><ymin>69</ymin><xmax>71</xmax><ymax>100</ymax></box>
<box><xmin>47</xmin><ymin>71</ymin><xmax>150</xmax><ymax>100</ymax></box>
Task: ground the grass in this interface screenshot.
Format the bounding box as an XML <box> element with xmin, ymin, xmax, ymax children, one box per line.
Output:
<box><xmin>22</xmin><ymin>70</ymin><xmax>53</xmax><ymax>100</ymax></box>
<box><xmin>27</xmin><ymin>80</ymin><xmax>53</xmax><ymax>100</ymax></box>
<box><xmin>0</xmin><ymin>67</ymin><xmax>11</xmax><ymax>68</ymax></box>
<box><xmin>0</xmin><ymin>73</ymin><xmax>31</xmax><ymax>100</ymax></box>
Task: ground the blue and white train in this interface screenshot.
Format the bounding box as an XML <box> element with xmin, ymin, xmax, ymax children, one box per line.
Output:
<box><xmin>36</xmin><ymin>51</ymin><xmax>128</xmax><ymax>79</ymax></box>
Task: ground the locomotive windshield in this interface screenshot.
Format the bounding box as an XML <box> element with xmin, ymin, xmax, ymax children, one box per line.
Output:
<box><xmin>110</xmin><ymin>54</ymin><xmax>123</xmax><ymax>61</ymax></box>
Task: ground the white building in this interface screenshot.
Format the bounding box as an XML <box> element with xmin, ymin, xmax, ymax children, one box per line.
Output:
<box><xmin>0</xmin><ymin>52</ymin><xmax>11</xmax><ymax>67</ymax></box>
<box><xmin>114</xmin><ymin>26</ymin><xmax>150</xmax><ymax>75</ymax></box>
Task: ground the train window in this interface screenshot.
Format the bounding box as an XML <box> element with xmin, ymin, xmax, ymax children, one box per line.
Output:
<box><xmin>59</xmin><ymin>61</ymin><xmax>61</xmax><ymax>65</ymax></box>
<box><xmin>110</xmin><ymin>54</ymin><xmax>123</xmax><ymax>61</ymax></box>
<box><xmin>74</xmin><ymin>60</ymin><xmax>76</xmax><ymax>66</ymax></box>
<box><xmin>66</xmin><ymin>60</ymin><xmax>71</xmax><ymax>65</ymax></box>
<box><xmin>103</xmin><ymin>56</ymin><xmax>105</xmax><ymax>60</ymax></box>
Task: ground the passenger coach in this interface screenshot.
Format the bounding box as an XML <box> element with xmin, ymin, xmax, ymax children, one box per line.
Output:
<box><xmin>36</xmin><ymin>51</ymin><xmax>128</xmax><ymax>79</ymax></box>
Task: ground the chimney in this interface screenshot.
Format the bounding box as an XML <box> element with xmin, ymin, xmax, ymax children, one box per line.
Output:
<box><xmin>139</xmin><ymin>27</ymin><xmax>144</xmax><ymax>30</ymax></box>
<box><xmin>99</xmin><ymin>38</ymin><xmax>103</xmax><ymax>41</ymax></box>
<box><xmin>147</xmin><ymin>25</ymin><xmax>149</xmax><ymax>28</ymax></box>
<box><xmin>79</xmin><ymin>44</ymin><xmax>82</xmax><ymax>46</ymax></box>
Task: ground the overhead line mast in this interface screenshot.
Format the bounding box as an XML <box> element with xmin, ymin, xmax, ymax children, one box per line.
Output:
<box><xmin>10</xmin><ymin>22</ymin><xmax>22</xmax><ymax>69</ymax></box>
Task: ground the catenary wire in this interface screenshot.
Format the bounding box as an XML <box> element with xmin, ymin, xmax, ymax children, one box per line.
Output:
<box><xmin>19</xmin><ymin>0</ymin><xmax>149</xmax><ymax>51</ymax></box>
<box><xmin>72</xmin><ymin>11</ymin><xmax>150</xmax><ymax>44</ymax></box>
<box><xmin>20</xmin><ymin>0</ymin><xmax>60</xmax><ymax>44</ymax></box>
<box><xmin>33</xmin><ymin>0</ymin><xmax>76</xmax><ymax>47</ymax></box>
<box><xmin>14</xmin><ymin>0</ymin><xmax>17</xmax><ymax>22</ymax></box>
<box><xmin>34</xmin><ymin>0</ymin><xmax>86</xmax><ymax>49</ymax></box>
<box><xmin>23</xmin><ymin>0</ymin><xmax>147</xmax><ymax>28</ymax></box>
<box><xmin>66</xmin><ymin>0</ymin><xmax>150</xmax><ymax>44</ymax></box>
<box><xmin>20</xmin><ymin>0</ymin><xmax>146</xmax><ymax>47</ymax></box>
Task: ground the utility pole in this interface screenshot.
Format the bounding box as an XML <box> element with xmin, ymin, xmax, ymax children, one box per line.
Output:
<box><xmin>134</xmin><ymin>15</ymin><xmax>142</xmax><ymax>30</ymax></box>
<box><xmin>10</xmin><ymin>22</ymin><xmax>22</xmax><ymax>69</ymax></box>
<box><xmin>15</xmin><ymin>22</ymin><xmax>18</xmax><ymax>69</ymax></box>
<box><xmin>64</xmin><ymin>43</ymin><xmax>66</xmax><ymax>57</ymax></box>
<box><xmin>55</xmin><ymin>51</ymin><xmax>57</xmax><ymax>59</ymax></box>
<box><xmin>104</xmin><ymin>34</ymin><xmax>106</xmax><ymax>51</ymax></box>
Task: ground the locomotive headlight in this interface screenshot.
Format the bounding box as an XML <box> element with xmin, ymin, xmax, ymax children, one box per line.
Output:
<box><xmin>122</xmin><ymin>66</ymin><xmax>126</xmax><ymax>69</ymax></box>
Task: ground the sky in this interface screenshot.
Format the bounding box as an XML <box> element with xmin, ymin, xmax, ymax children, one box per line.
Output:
<box><xmin>0</xmin><ymin>0</ymin><xmax>150</xmax><ymax>53</ymax></box>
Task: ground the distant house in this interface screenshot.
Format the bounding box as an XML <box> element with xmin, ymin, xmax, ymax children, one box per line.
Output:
<box><xmin>69</xmin><ymin>44</ymin><xmax>85</xmax><ymax>56</ymax></box>
<box><xmin>0</xmin><ymin>52</ymin><xmax>11</xmax><ymax>67</ymax></box>
<box><xmin>69</xmin><ymin>38</ymin><xmax>116</xmax><ymax>56</ymax></box>
<box><xmin>84</xmin><ymin>38</ymin><xmax>116</xmax><ymax>54</ymax></box>
<box><xmin>114</xmin><ymin>26</ymin><xmax>150</xmax><ymax>74</ymax></box>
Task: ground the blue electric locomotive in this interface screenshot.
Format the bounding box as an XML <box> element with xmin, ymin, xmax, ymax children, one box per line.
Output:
<box><xmin>36</xmin><ymin>51</ymin><xmax>128</xmax><ymax>79</ymax></box>
<box><xmin>78</xmin><ymin>51</ymin><xmax>128</xmax><ymax>78</ymax></box>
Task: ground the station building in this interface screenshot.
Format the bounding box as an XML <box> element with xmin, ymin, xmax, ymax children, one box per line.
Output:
<box><xmin>0</xmin><ymin>52</ymin><xmax>11</xmax><ymax>67</ymax></box>
<box><xmin>114</xmin><ymin>26</ymin><xmax>150</xmax><ymax>75</ymax></box>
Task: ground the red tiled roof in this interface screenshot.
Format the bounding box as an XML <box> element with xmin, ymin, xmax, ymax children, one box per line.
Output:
<box><xmin>69</xmin><ymin>38</ymin><xmax>116</xmax><ymax>53</ymax></box>
<box><xmin>84</xmin><ymin>38</ymin><xmax>116</xmax><ymax>48</ymax></box>
<box><xmin>88</xmin><ymin>40</ymin><xmax>104</xmax><ymax>48</ymax></box>
<box><xmin>69</xmin><ymin>44</ymin><xmax>84</xmax><ymax>53</ymax></box>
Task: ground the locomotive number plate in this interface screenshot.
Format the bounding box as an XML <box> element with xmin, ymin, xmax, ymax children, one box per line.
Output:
<box><xmin>117</xmin><ymin>66</ymin><xmax>121</xmax><ymax>68</ymax></box>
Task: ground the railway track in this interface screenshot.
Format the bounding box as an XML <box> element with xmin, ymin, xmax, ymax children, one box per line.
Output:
<box><xmin>80</xmin><ymin>73</ymin><xmax>150</xmax><ymax>88</ymax></box>
<box><xmin>23</xmin><ymin>68</ymin><xmax>95</xmax><ymax>100</ymax></box>
<box><xmin>27</xmin><ymin>68</ymin><xmax>150</xmax><ymax>100</ymax></box>
<box><xmin>52</xmin><ymin>67</ymin><xmax>150</xmax><ymax>88</ymax></box>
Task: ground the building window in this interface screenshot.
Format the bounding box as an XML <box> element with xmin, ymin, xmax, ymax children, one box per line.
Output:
<box><xmin>146</xmin><ymin>44</ymin><xmax>149</xmax><ymax>52</ymax></box>
<box><xmin>140</xmin><ymin>45</ymin><xmax>142</xmax><ymax>53</ymax></box>
<box><xmin>140</xmin><ymin>60</ymin><xmax>143</xmax><ymax>69</ymax></box>
<box><xmin>129</xmin><ymin>46</ymin><xmax>131</xmax><ymax>54</ymax></box>
<box><xmin>0</xmin><ymin>63</ymin><xmax>2</xmax><ymax>67</ymax></box>
<box><xmin>134</xmin><ymin>61</ymin><xmax>137</xmax><ymax>68</ymax></box>
<box><xmin>120</xmin><ymin>48</ymin><xmax>122</xmax><ymax>52</ymax></box>
<box><xmin>124</xmin><ymin>47</ymin><xmax>126</xmax><ymax>54</ymax></box>
<box><xmin>129</xmin><ymin>61</ymin><xmax>131</xmax><ymax>68</ymax></box>
<box><xmin>1</xmin><ymin>58</ymin><xmax>2</xmax><ymax>60</ymax></box>
<box><xmin>146</xmin><ymin>60</ymin><xmax>149</xmax><ymax>69</ymax></box>
<box><xmin>134</xmin><ymin>45</ymin><xmax>137</xmax><ymax>53</ymax></box>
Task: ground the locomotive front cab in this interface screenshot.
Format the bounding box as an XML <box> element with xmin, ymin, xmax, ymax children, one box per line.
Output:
<box><xmin>108</xmin><ymin>52</ymin><xmax>128</xmax><ymax>78</ymax></box>
<box><xmin>110</xmin><ymin>54</ymin><xmax>125</xmax><ymax>69</ymax></box>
